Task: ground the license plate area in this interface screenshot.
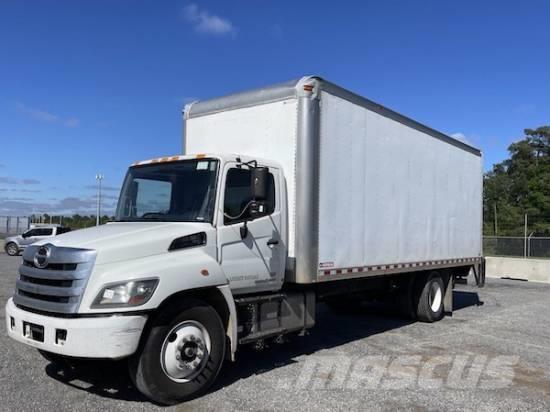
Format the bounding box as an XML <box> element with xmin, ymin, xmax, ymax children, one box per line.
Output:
<box><xmin>23</xmin><ymin>322</ymin><xmax>44</xmax><ymax>342</ymax></box>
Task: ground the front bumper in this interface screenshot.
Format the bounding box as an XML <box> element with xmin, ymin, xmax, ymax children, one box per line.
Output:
<box><xmin>5</xmin><ymin>298</ymin><xmax>147</xmax><ymax>359</ymax></box>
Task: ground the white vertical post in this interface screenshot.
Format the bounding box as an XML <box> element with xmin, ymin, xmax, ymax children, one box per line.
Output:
<box><xmin>523</xmin><ymin>213</ymin><xmax>527</xmax><ymax>259</ymax></box>
<box><xmin>95</xmin><ymin>174</ymin><xmax>104</xmax><ymax>226</ymax></box>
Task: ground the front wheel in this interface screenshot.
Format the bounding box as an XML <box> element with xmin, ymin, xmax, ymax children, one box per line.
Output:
<box><xmin>5</xmin><ymin>243</ymin><xmax>19</xmax><ymax>256</ymax></box>
<box><xmin>128</xmin><ymin>300</ymin><xmax>226</xmax><ymax>405</ymax></box>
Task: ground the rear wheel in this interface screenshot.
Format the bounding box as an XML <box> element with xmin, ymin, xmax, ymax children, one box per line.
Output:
<box><xmin>414</xmin><ymin>272</ymin><xmax>445</xmax><ymax>322</ymax></box>
<box><xmin>128</xmin><ymin>300</ymin><xmax>225</xmax><ymax>405</ymax></box>
<box><xmin>5</xmin><ymin>243</ymin><xmax>19</xmax><ymax>256</ymax></box>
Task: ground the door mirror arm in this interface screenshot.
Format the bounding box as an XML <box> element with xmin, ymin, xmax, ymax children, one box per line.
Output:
<box><xmin>240</xmin><ymin>221</ymin><xmax>248</xmax><ymax>239</ymax></box>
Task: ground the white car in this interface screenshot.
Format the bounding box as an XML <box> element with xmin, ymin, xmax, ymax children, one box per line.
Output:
<box><xmin>4</xmin><ymin>226</ymin><xmax>71</xmax><ymax>256</ymax></box>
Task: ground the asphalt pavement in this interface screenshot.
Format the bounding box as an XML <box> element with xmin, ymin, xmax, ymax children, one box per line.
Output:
<box><xmin>1</xmin><ymin>251</ymin><xmax>549</xmax><ymax>411</ymax></box>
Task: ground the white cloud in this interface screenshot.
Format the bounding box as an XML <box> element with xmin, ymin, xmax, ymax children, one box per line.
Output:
<box><xmin>0</xmin><ymin>195</ymin><xmax>118</xmax><ymax>216</ymax></box>
<box><xmin>183</xmin><ymin>3</ymin><xmax>236</xmax><ymax>36</ymax></box>
<box><xmin>16</xmin><ymin>102</ymin><xmax>80</xmax><ymax>128</ymax></box>
<box><xmin>16</xmin><ymin>102</ymin><xmax>58</xmax><ymax>123</ymax></box>
<box><xmin>84</xmin><ymin>184</ymin><xmax>120</xmax><ymax>192</ymax></box>
<box><xmin>450</xmin><ymin>132</ymin><xmax>471</xmax><ymax>145</ymax></box>
<box><xmin>0</xmin><ymin>176</ymin><xmax>40</xmax><ymax>185</ymax></box>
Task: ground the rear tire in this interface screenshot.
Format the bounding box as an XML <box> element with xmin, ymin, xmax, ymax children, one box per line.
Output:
<box><xmin>128</xmin><ymin>300</ymin><xmax>225</xmax><ymax>405</ymax></box>
<box><xmin>5</xmin><ymin>243</ymin><xmax>19</xmax><ymax>256</ymax></box>
<box><xmin>414</xmin><ymin>272</ymin><xmax>445</xmax><ymax>323</ymax></box>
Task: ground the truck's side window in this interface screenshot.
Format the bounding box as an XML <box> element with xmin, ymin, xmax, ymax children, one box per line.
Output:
<box><xmin>224</xmin><ymin>168</ymin><xmax>275</xmax><ymax>225</ymax></box>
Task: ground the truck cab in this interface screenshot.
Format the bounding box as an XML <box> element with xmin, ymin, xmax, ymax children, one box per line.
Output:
<box><xmin>6</xmin><ymin>154</ymin><xmax>294</xmax><ymax>404</ymax></box>
<box><xmin>117</xmin><ymin>154</ymin><xmax>287</xmax><ymax>294</ymax></box>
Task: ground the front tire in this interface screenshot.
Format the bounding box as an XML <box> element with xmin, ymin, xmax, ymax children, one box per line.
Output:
<box><xmin>129</xmin><ymin>300</ymin><xmax>226</xmax><ymax>405</ymax></box>
<box><xmin>5</xmin><ymin>242</ymin><xmax>19</xmax><ymax>256</ymax></box>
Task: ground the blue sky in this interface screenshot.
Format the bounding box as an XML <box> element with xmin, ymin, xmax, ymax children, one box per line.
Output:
<box><xmin>1</xmin><ymin>0</ymin><xmax>549</xmax><ymax>216</ymax></box>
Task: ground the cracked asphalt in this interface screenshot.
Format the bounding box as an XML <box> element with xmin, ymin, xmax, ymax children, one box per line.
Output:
<box><xmin>1</xmin><ymin>251</ymin><xmax>549</xmax><ymax>411</ymax></box>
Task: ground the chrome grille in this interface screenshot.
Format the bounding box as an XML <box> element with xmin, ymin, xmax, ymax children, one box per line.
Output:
<box><xmin>14</xmin><ymin>243</ymin><xmax>96</xmax><ymax>314</ymax></box>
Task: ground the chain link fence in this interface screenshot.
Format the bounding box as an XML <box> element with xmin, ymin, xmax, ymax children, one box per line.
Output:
<box><xmin>0</xmin><ymin>216</ymin><xmax>31</xmax><ymax>238</ymax></box>
<box><xmin>483</xmin><ymin>236</ymin><xmax>550</xmax><ymax>259</ymax></box>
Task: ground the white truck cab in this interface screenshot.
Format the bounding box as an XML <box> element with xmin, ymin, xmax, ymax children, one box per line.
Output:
<box><xmin>6</xmin><ymin>77</ymin><xmax>485</xmax><ymax>405</ymax></box>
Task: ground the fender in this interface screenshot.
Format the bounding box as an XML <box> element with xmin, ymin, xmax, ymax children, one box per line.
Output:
<box><xmin>79</xmin><ymin>247</ymin><xmax>229</xmax><ymax>313</ymax></box>
<box><xmin>216</xmin><ymin>284</ymin><xmax>238</xmax><ymax>361</ymax></box>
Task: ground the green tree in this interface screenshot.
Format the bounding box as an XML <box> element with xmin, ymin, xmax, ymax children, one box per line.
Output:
<box><xmin>484</xmin><ymin>126</ymin><xmax>550</xmax><ymax>235</ymax></box>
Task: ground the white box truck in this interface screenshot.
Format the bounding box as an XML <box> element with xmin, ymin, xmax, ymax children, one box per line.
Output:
<box><xmin>6</xmin><ymin>76</ymin><xmax>484</xmax><ymax>404</ymax></box>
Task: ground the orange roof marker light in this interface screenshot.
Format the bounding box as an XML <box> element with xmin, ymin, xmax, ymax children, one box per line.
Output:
<box><xmin>196</xmin><ymin>154</ymin><xmax>207</xmax><ymax>159</ymax></box>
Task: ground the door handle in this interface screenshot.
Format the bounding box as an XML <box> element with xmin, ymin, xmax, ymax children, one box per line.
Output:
<box><xmin>267</xmin><ymin>239</ymin><xmax>279</xmax><ymax>246</ymax></box>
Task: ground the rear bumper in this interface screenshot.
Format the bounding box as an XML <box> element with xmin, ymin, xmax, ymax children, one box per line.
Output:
<box><xmin>5</xmin><ymin>298</ymin><xmax>147</xmax><ymax>359</ymax></box>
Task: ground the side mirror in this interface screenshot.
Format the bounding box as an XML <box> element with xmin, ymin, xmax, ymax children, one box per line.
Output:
<box><xmin>251</xmin><ymin>167</ymin><xmax>268</xmax><ymax>201</ymax></box>
<box><xmin>22</xmin><ymin>232</ymin><xmax>29</xmax><ymax>239</ymax></box>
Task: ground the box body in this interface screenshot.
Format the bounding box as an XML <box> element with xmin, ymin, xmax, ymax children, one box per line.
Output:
<box><xmin>185</xmin><ymin>76</ymin><xmax>482</xmax><ymax>284</ymax></box>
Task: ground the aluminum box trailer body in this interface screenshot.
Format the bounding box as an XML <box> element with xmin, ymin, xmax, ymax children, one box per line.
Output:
<box><xmin>184</xmin><ymin>76</ymin><xmax>483</xmax><ymax>284</ymax></box>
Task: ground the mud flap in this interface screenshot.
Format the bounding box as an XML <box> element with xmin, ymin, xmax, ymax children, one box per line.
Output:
<box><xmin>473</xmin><ymin>258</ymin><xmax>486</xmax><ymax>287</ymax></box>
<box><xmin>443</xmin><ymin>274</ymin><xmax>453</xmax><ymax>316</ymax></box>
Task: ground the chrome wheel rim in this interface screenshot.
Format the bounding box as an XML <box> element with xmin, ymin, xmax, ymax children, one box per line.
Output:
<box><xmin>7</xmin><ymin>244</ymin><xmax>17</xmax><ymax>255</ymax></box>
<box><xmin>160</xmin><ymin>320</ymin><xmax>211</xmax><ymax>383</ymax></box>
<box><xmin>429</xmin><ymin>281</ymin><xmax>442</xmax><ymax>312</ymax></box>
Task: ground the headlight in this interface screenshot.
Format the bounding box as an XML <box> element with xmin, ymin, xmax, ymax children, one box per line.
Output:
<box><xmin>92</xmin><ymin>278</ymin><xmax>159</xmax><ymax>308</ymax></box>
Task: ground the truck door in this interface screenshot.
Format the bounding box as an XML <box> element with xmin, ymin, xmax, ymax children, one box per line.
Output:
<box><xmin>218</xmin><ymin>164</ymin><xmax>285</xmax><ymax>294</ymax></box>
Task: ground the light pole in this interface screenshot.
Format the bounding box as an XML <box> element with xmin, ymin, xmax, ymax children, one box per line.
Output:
<box><xmin>95</xmin><ymin>174</ymin><xmax>104</xmax><ymax>226</ymax></box>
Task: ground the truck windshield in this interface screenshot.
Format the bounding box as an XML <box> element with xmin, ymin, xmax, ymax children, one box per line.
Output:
<box><xmin>115</xmin><ymin>159</ymin><xmax>219</xmax><ymax>223</ymax></box>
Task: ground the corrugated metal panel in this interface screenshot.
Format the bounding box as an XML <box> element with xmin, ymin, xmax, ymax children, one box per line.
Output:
<box><xmin>184</xmin><ymin>75</ymin><xmax>481</xmax><ymax>157</ymax></box>
<box><xmin>317</xmin><ymin>91</ymin><xmax>482</xmax><ymax>274</ymax></box>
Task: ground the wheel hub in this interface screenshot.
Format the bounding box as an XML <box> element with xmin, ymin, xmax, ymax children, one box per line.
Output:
<box><xmin>429</xmin><ymin>281</ymin><xmax>442</xmax><ymax>312</ymax></box>
<box><xmin>161</xmin><ymin>320</ymin><xmax>211</xmax><ymax>382</ymax></box>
